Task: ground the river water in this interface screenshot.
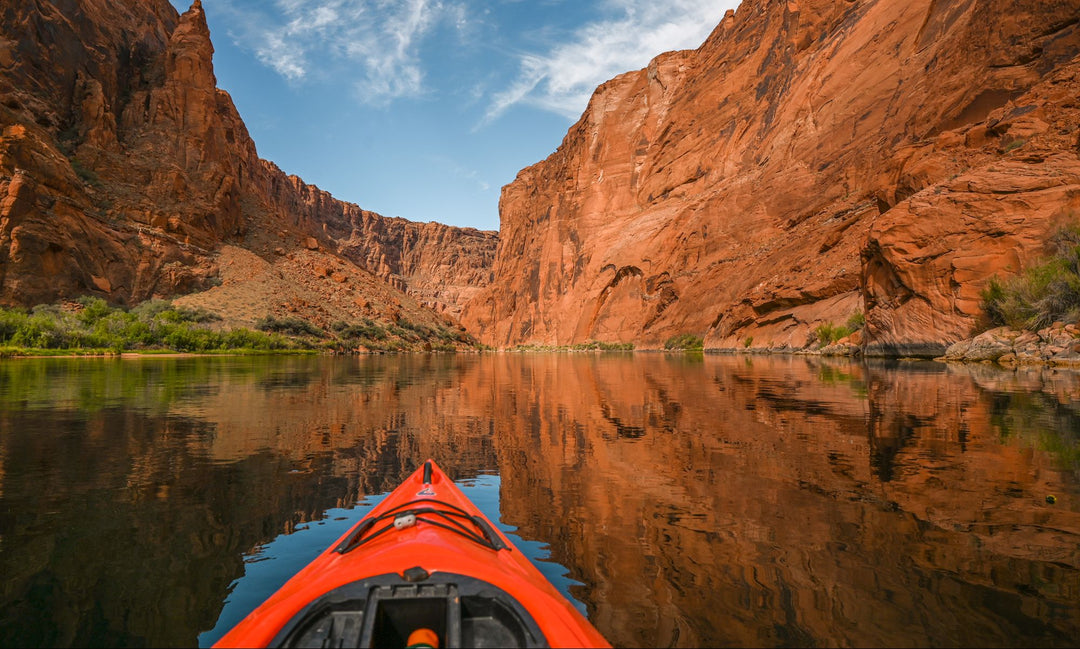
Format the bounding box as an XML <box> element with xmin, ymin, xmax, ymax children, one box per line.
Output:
<box><xmin>0</xmin><ymin>353</ymin><xmax>1077</xmax><ymax>647</ymax></box>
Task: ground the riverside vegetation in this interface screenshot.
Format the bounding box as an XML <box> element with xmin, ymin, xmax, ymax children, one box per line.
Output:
<box><xmin>980</xmin><ymin>224</ymin><xmax>1080</xmax><ymax>331</ymax></box>
<box><xmin>943</xmin><ymin>224</ymin><xmax>1080</xmax><ymax>365</ymax></box>
<box><xmin>664</xmin><ymin>333</ymin><xmax>704</xmax><ymax>351</ymax></box>
<box><xmin>813</xmin><ymin>312</ymin><xmax>866</xmax><ymax>347</ymax></box>
<box><xmin>0</xmin><ymin>297</ymin><xmax>476</xmax><ymax>357</ymax></box>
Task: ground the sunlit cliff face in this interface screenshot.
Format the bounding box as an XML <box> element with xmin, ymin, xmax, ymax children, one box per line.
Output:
<box><xmin>0</xmin><ymin>1</ymin><xmax>495</xmax><ymax>322</ymax></box>
<box><xmin>461</xmin><ymin>0</ymin><xmax>1080</xmax><ymax>353</ymax></box>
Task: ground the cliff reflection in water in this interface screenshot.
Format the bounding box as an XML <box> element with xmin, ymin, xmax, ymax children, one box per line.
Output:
<box><xmin>0</xmin><ymin>354</ymin><xmax>1078</xmax><ymax>647</ymax></box>
<box><xmin>0</xmin><ymin>355</ymin><xmax>503</xmax><ymax>648</ymax></box>
<box><xmin>486</xmin><ymin>355</ymin><xmax>1080</xmax><ymax>648</ymax></box>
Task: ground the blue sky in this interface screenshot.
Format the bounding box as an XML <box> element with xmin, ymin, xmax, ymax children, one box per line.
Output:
<box><xmin>168</xmin><ymin>0</ymin><xmax>740</xmax><ymax>231</ymax></box>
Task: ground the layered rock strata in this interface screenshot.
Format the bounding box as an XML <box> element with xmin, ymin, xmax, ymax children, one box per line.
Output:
<box><xmin>262</xmin><ymin>173</ymin><xmax>496</xmax><ymax>318</ymax></box>
<box><xmin>0</xmin><ymin>1</ymin><xmax>494</xmax><ymax>321</ymax></box>
<box><xmin>461</xmin><ymin>0</ymin><xmax>1080</xmax><ymax>354</ymax></box>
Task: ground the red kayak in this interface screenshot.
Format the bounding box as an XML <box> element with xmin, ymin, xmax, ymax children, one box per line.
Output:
<box><xmin>214</xmin><ymin>460</ymin><xmax>610</xmax><ymax>648</ymax></box>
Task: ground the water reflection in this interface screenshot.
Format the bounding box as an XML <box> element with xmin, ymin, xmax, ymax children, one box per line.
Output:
<box><xmin>487</xmin><ymin>356</ymin><xmax>1080</xmax><ymax>647</ymax></box>
<box><xmin>0</xmin><ymin>354</ymin><xmax>1077</xmax><ymax>647</ymax></box>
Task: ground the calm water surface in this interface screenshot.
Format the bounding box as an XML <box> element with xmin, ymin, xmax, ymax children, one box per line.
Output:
<box><xmin>0</xmin><ymin>354</ymin><xmax>1078</xmax><ymax>647</ymax></box>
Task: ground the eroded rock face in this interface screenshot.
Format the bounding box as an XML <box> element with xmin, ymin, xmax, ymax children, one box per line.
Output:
<box><xmin>0</xmin><ymin>0</ymin><xmax>495</xmax><ymax>317</ymax></box>
<box><xmin>461</xmin><ymin>0</ymin><xmax>1080</xmax><ymax>352</ymax></box>
<box><xmin>0</xmin><ymin>1</ymin><xmax>223</xmax><ymax>304</ymax></box>
<box><xmin>258</xmin><ymin>170</ymin><xmax>497</xmax><ymax>319</ymax></box>
<box><xmin>861</xmin><ymin>79</ymin><xmax>1080</xmax><ymax>355</ymax></box>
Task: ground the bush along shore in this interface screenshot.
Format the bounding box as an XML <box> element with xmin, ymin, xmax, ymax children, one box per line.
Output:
<box><xmin>0</xmin><ymin>297</ymin><xmax>478</xmax><ymax>357</ymax></box>
<box><xmin>942</xmin><ymin>223</ymin><xmax>1080</xmax><ymax>367</ymax></box>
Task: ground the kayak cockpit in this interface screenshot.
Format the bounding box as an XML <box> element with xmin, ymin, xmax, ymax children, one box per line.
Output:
<box><xmin>268</xmin><ymin>572</ymin><xmax>549</xmax><ymax>648</ymax></box>
<box><xmin>214</xmin><ymin>461</ymin><xmax>609</xmax><ymax>648</ymax></box>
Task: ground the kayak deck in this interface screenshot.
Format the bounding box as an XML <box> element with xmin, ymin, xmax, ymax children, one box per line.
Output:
<box><xmin>214</xmin><ymin>460</ymin><xmax>610</xmax><ymax>648</ymax></box>
<box><xmin>268</xmin><ymin>572</ymin><xmax>547</xmax><ymax>648</ymax></box>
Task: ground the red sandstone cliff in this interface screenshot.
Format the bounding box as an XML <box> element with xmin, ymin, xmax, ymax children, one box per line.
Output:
<box><xmin>262</xmin><ymin>170</ymin><xmax>495</xmax><ymax>318</ymax></box>
<box><xmin>0</xmin><ymin>0</ymin><xmax>494</xmax><ymax>323</ymax></box>
<box><xmin>461</xmin><ymin>0</ymin><xmax>1080</xmax><ymax>355</ymax></box>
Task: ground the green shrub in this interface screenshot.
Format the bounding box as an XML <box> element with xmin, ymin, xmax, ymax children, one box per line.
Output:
<box><xmin>664</xmin><ymin>333</ymin><xmax>704</xmax><ymax>350</ymax></box>
<box><xmin>76</xmin><ymin>296</ymin><xmax>112</xmax><ymax>325</ymax></box>
<box><xmin>163</xmin><ymin>327</ymin><xmax>215</xmax><ymax>352</ymax></box>
<box><xmin>255</xmin><ymin>315</ymin><xmax>325</xmax><ymax>337</ymax></box>
<box><xmin>10</xmin><ymin>312</ymin><xmax>67</xmax><ymax>348</ymax></box>
<box><xmin>334</xmin><ymin>319</ymin><xmax>387</xmax><ymax>340</ymax></box>
<box><xmin>845</xmin><ymin>311</ymin><xmax>865</xmax><ymax>331</ymax></box>
<box><xmin>981</xmin><ymin>224</ymin><xmax>1080</xmax><ymax>330</ymax></box>
<box><xmin>91</xmin><ymin>310</ymin><xmax>143</xmax><ymax>344</ymax></box>
<box><xmin>0</xmin><ymin>298</ymin><xmax>487</xmax><ymax>354</ymax></box>
<box><xmin>813</xmin><ymin>322</ymin><xmax>850</xmax><ymax>346</ymax></box>
<box><xmin>334</xmin><ymin>318</ymin><xmax>468</xmax><ymax>349</ymax></box>
<box><xmin>387</xmin><ymin>324</ymin><xmax>421</xmax><ymax>342</ymax></box>
<box><xmin>223</xmin><ymin>328</ymin><xmax>290</xmax><ymax>350</ymax></box>
<box><xmin>0</xmin><ymin>308</ymin><xmax>29</xmax><ymax>343</ymax></box>
<box><xmin>571</xmin><ymin>340</ymin><xmax>634</xmax><ymax>351</ymax></box>
<box><xmin>175</xmin><ymin>306</ymin><xmax>221</xmax><ymax>324</ymax></box>
<box><xmin>437</xmin><ymin>327</ymin><xmax>468</xmax><ymax>343</ymax></box>
<box><xmin>397</xmin><ymin>319</ymin><xmax>423</xmax><ymax>333</ymax></box>
<box><xmin>131</xmin><ymin>299</ymin><xmax>175</xmax><ymax>320</ymax></box>
<box><xmin>811</xmin><ymin>311</ymin><xmax>865</xmax><ymax>347</ymax></box>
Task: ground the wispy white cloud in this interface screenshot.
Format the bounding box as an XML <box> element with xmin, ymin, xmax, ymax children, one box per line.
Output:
<box><xmin>481</xmin><ymin>0</ymin><xmax>739</xmax><ymax>125</ymax></box>
<box><xmin>421</xmin><ymin>154</ymin><xmax>491</xmax><ymax>193</ymax></box>
<box><xmin>219</xmin><ymin>0</ymin><xmax>736</xmax><ymax>118</ymax></box>
<box><xmin>224</xmin><ymin>0</ymin><xmax>468</xmax><ymax>104</ymax></box>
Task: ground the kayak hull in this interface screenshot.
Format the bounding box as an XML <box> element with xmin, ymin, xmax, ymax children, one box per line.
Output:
<box><xmin>214</xmin><ymin>460</ymin><xmax>610</xmax><ymax>648</ymax></box>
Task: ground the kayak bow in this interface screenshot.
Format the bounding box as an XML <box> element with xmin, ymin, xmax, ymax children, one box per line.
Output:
<box><xmin>214</xmin><ymin>460</ymin><xmax>610</xmax><ymax>648</ymax></box>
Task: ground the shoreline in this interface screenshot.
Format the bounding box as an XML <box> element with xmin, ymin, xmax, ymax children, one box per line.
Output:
<box><xmin>0</xmin><ymin>348</ymin><xmax>324</xmax><ymax>359</ymax></box>
<box><xmin>0</xmin><ymin>347</ymin><xmax>480</xmax><ymax>359</ymax></box>
<box><xmin>706</xmin><ymin>323</ymin><xmax>1080</xmax><ymax>369</ymax></box>
<box><xmin>4</xmin><ymin>329</ymin><xmax>1079</xmax><ymax>370</ymax></box>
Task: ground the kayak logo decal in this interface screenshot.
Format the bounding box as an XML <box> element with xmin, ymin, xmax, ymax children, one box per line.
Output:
<box><xmin>416</xmin><ymin>486</ymin><xmax>436</xmax><ymax>496</ymax></box>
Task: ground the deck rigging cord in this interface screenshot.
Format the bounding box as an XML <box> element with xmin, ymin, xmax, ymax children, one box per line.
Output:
<box><xmin>335</xmin><ymin>497</ymin><xmax>507</xmax><ymax>554</ymax></box>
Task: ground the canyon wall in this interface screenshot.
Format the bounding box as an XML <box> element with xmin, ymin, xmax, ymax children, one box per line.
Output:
<box><xmin>461</xmin><ymin>0</ymin><xmax>1080</xmax><ymax>354</ymax></box>
<box><xmin>261</xmin><ymin>170</ymin><xmax>495</xmax><ymax>317</ymax></box>
<box><xmin>0</xmin><ymin>0</ymin><xmax>494</xmax><ymax>319</ymax></box>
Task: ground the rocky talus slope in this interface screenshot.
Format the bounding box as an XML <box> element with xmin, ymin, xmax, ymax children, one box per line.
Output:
<box><xmin>0</xmin><ymin>0</ymin><xmax>494</xmax><ymax>331</ymax></box>
<box><xmin>461</xmin><ymin>0</ymin><xmax>1080</xmax><ymax>355</ymax></box>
